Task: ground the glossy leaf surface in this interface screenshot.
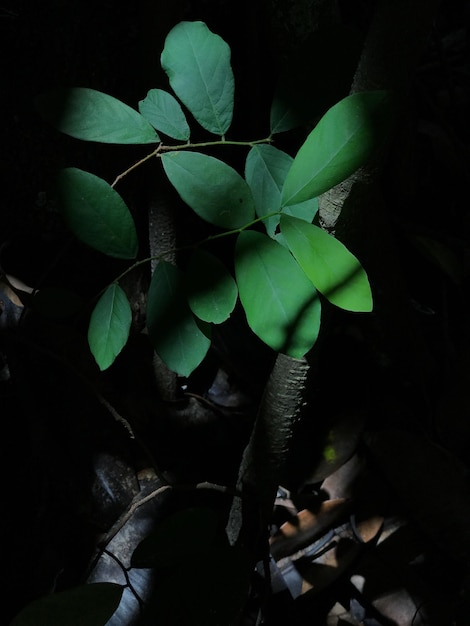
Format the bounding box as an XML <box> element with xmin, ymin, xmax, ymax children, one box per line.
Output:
<box><xmin>281</xmin><ymin>91</ymin><xmax>391</xmax><ymax>206</ymax></box>
<box><xmin>185</xmin><ymin>250</ymin><xmax>237</xmax><ymax>323</ymax></box>
<box><xmin>56</xmin><ymin>168</ymin><xmax>138</xmax><ymax>259</ymax></box>
<box><xmin>161</xmin><ymin>21</ymin><xmax>234</xmax><ymax>136</ymax></box>
<box><xmin>10</xmin><ymin>583</ymin><xmax>123</xmax><ymax>626</ymax></box>
<box><xmin>235</xmin><ymin>231</ymin><xmax>321</xmax><ymax>357</ymax></box>
<box><xmin>147</xmin><ymin>261</ymin><xmax>211</xmax><ymax>376</ymax></box>
<box><xmin>88</xmin><ymin>284</ymin><xmax>132</xmax><ymax>370</ymax></box>
<box><xmin>281</xmin><ymin>215</ymin><xmax>373</xmax><ymax>312</ymax></box>
<box><xmin>138</xmin><ymin>88</ymin><xmax>190</xmax><ymax>140</ymax></box>
<box><xmin>36</xmin><ymin>88</ymin><xmax>158</xmax><ymax>144</ymax></box>
<box><xmin>162</xmin><ymin>151</ymin><xmax>255</xmax><ymax>229</ymax></box>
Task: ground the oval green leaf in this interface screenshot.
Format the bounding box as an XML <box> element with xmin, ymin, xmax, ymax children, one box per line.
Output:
<box><xmin>162</xmin><ymin>151</ymin><xmax>255</xmax><ymax>229</ymax></box>
<box><xmin>36</xmin><ymin>88</ymin><xmax>158</xmax><ymax>144</ymax></box>
<box><xmin>139</xmin><ymin>88</ymin><xmax>190</xmax><ymax>140</ymax></box>
<box><xmin>10</xmin><ymin>583</ymin><xmax>123</xmax><ymax>626</ymax></box>
<box><xmin>88</xmin><ymin>284</ymin><xmax>132</xmax><ymax>370</ymax></box>
<box><xmin>281</xmin><ymin>215</ymin><xmax>373</xmax><ymax>312</ymax></box>
<box><xmin>56</xmin><ymin>168</ymin><xmax>138</xmax><ymax>259</ymax></box>
<box><xmin>246</xmin><ymin>144</ymin><xmax>318</xmax><ymax>237</ymax></box>
<box><xmin>281</xmin><ymin>91</ymin><xmax>391</xmax><ymax>206</ymax></box>
<box><xmin>185</xmin><ymin>250</ymin><xmax>237</xmax><ymax>324</ymax></box>
<box><xmin>147</xmin><ymin>261</ymin><xmax>211</xmax><ymax>376</ymax></box>
<box><xmin>161</xmin><ymin>21</ymin><xmax>234</xmax><ymax>136</ymax></box>
<box><xmin>235</xmin><ymin>231</ymin><xmax>321</xmax><ymax>357</ymax></box>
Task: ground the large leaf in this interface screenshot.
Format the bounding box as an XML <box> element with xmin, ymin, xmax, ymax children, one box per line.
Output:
<box><xmin>280</xmin><ymin>215</ymin><xmax>373</xmax><ymax>312</ymax></box>
<box><xmin>88</xmin><ymin>284</ymin><xmax>132</xmax><ymax>370</ymax></box>
<box><xmin>161</xmin><ymin>151</ymin><xmax>255</xmax><ymax>229</ymax></box>
<box><xmin>185</xmin><ymin>250</ymin><xmax>237</xmax><ymax>324</ymax></box>
<box><xmin>56</xmin><ymin>168</ymin><xmax>138</xmax><ymax>259</ymax></box>
<box><xmin>235</xmin><ymin>231</ymin><xmax>321</xmax><ymax>357</ymax></box>
<box><xmin>138</xmin><ymin>89</ymin><xmax>190</xmax><ymax>141</ymax></box>
<box><xmin>160</xmin><ymin>21</ymin><xmax>234</xmax><ymax>136</ymax></box>
<box><xmin>10</xmin><ymin>583</ymin><xmax>123</xmax><ymax>626</ymax></box>
<box><xmin>245</xmin><ymin>144</ymin><xmax>318</xmax><ymax>237</ymax></box>
<box><xmin>147</xmin><ymin>261</ymin><xmax>211</xmax><ymax>377</ymax></box>
<box><xmin>36</xmin><ymin>88</ymin><xmax>158</xmax><ymax>144</ymax></box>
<box><xmin>281</xmin><ymin>91</ymin><xmax>391</xmax><ymax>206</ymax></box>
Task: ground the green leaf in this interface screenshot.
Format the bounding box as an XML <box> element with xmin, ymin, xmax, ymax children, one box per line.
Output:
<box><xmin>281</xmin><ymin>215</ymin><xmax>373</xmax><ymax>312</ymax></box>
<box><xmin>235</xmin><ymin>231</ymin><xmax>321</xmax><ymax>357</ymax></box>
<box><xmin>162</xmin><ymin>151</ymin><xmax>255</xmax><ymax>229</ymax></box>
<box><xmin>185</xmin><ymin>250</ymin><xmax>237</xmax><ymax>323</ymax></box>
<box><xmin>10</xmin><ymin>583</ymin><xmax>123</xmax><ymax>626</ymax></box>
<box><xmin>245</xmin><ymin>144</ymin><xmax>317</xmax><ymax>237</ymax></box>
<box><xmin>138</xmin><ymin>88</ymin><xmax>190</xmax><ymax>141</ymax></box>
<box><xmin>56</xmin><ymin>168</ymin><xmax>138</xmax><ymax>259</ymax></box>
<box><xmin>161</xmin><ymin>21</ymin><xmax>234</xmax><ymax>136</ymax></box>
<box><xmin>36</xmin><ymin>88</ymin><xmax>158</xmax><ymax>144</ymax></box>
<box><xmin>147</xmin><ymin>261</ymin><xmax>211</xmax><ymax>376</ymax></box>
<box><xmin>281</xmin><ymin>91</ymin><xmax>392</xmax><ymax>206</ymax></box>
<box><xmin>88</xmin><ymin>284</ymin><xmax>132</xmax><ymax>370</ymax></box>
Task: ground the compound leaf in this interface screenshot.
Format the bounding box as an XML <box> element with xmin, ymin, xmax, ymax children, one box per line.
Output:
<box><xmin>162</xmin><ymin>151</ymin><xmax>254</xmax><ymax>229</ymax></box>
<box><xmin>161</xmin><ymin>21</ymin><xmax>234</xmax><ymax>136</ymax></box>
<box><xmin>185</xmin><ymin>250</ymin><xmax>237</xmax><ymax>324</ymax></box>
<box><xmin>139</xmin><ymin>88</ymin><xmax>190</xmax><ymax>140</ymax></box>
<box><xmin>281</xmin><ymin>215</ymin><xmax>373</xmax><ymax>312</ymax></box>
<box><xmin>36</xmin><ymin>87</ymin><xmax>158</xmax><ymax>144</ymax></box>
<box><xmin>56</xmin><ymin>168</ymin><xmax>138</xmax><ymax>259</ymax></box>
<box><xmin>88</xmin><ymin>284</ymin><xmax>132</xmax><ymax>371</ymax></box>
<box><xmin>281</xmin><ymin>91</ymin><xmax>391</xmax><ymax>206</ymax></box>
<box><xmin>147</xmin><ymin>261</ymin><xmax>211</xmax><ymax>377</ymax></box>
<box><xmin>235</xmin><ymin>231</ymin><xmax>321</xmax><ymax>357</ymax></box>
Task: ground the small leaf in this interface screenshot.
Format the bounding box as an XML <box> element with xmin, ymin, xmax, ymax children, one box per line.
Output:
<box><xmin>185</xmin><ymin>250</ymin><xmax>237</xmax><ymax>323</ymax></box>
<box><xmin>161</xmin><ymin>21</ymin><xmax>234</xmax><ymax>136</ymax></box>
<box><xmin>147</xmin><ymin>261</ymin><xmax>211</xmax><ymax>376</ymax></box>
<box><xmin>245</xmin><ymin>144</ymin><xmax>317</xmax><ymax>237</ymax></box>
<box><xmin>162</xmin><ymin>151</ymin><xmax>255</xmax><ymax>229</ymax></box>
<box><xmin>138</xmin><ymin>88</ymin><xmax>190</xmax><ymax>140</ymax></box>
<box><xmin>281</xmin><ymin>215</ymin><xmax>373</xmax><ymax>312</ymax></box>
<box><xmin>281</xmin><ymin>91</ymin><xmax>392</xmax><ymax>206</ymax></box>
<box><xmin>10</xmin><ymin>583</ymin><xmax>123</xmax><ymax>626</ymax></box>
<box><xmin>88</xmin><ymin>284</ymin><xmax>132</xmax><ymax>370</ymax></box>
<box><xmin>235</xmin><ymin>231</ymin><xmax>321</xmax><ymax>357</ymax></box>
<box><xmin>56</xmin><ymin>168</ymin><xmax>138</xmax><ymax>259</ymax></box>
<box><xmin>36</xmin><ymin>88</ymin><xmax>158</xmax><ymax>144</ymax></box>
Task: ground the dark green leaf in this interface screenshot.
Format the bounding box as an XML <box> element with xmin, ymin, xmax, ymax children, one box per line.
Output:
<box><xmin>88</xmin><ymin>284</ymin><xmax>132</xmax><ymax>370</ymax></box>
<box><xmin>138</xmin><ymin>88</ymin><xmax>190</xmax><ymax>140</ymax></box>
<box><xmin>56</xmin><ymin>168</ymin><xmax>138</xmax><ymax>259</ymax></box>
<box><xmin>161</xmin><ymin>21</ymin><xmax>234</xmax><ymax>136</ymax></box>
<box><xmin>185</xmin><ymin>250</ymin><xmax>237</xmax><ymax>323</ymax></box>
<box><xmin>10</xmin><ymin>583</ymin><xmax>123</xmax><ymax>626</ymax></box>
<box><xmin>281</xmin><ymin>91</ymin><xmax>392</xmax><ymax>206</ymax></box>
<box><xmin>281</xmin><ymin>215</ymin><xmax>373</xmax><ymax>312</ymax></box>
<box><xmin>235</xmin><ymin>231</ymin><xmax>321</xmax><ymax>357</ymax></box>
<box><xmin>36</xmin><ymin>88</ymin><xmax>158</xmax><ymax>144</ymax></box>
<box><xmin>162</xmin><ymin>151</ymin><xmax>255</xmax><ymax>229</ymax></box>
<box><xmin>147</xmin><ymin>261</ymin><xmax>211</xmax><ymax>376</ymax></box>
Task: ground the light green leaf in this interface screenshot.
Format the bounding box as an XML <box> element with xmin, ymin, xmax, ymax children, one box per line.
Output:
<box><xmin>161</xmin><ymin>21</ymin><xmax>234</xmax><ymax>136</ymax></box>
<box><xmin>36</xmin><ymin>88</ymin><xmax>158</xmax><ymax>144</ymax></box>
<box><xmin>56</xmin><ymin>168</ymin><xmax>138</xmax><ymax>259</ymax></box>
<box><xmin>245</xmin><ymin>144</ymin><xmax>317</xmax><ymax>237</ymax></box>
<box><xmin>10</xmin><ymin>583</ymin><xmax>123</xmax><ymax>626</ymax></box>
<box><xmin>281</xmin><ymin>91</ymin><xmax>391</xmax><ymax>206</ymax></box>
<box><xmin>235</xmin><ymin>231</ymin><xmax>321</xmax><ymax>357</ymax></box>
<box><xmin>281</xmin><ymin>215</ymin><xmax>373</xmax><ymax>312</ymax></box>
<box><xmin>138</xmin><ymin>88</ymin><xmax>190</xmax><ymax>140</ymax></box>
<box><xmin>162</xmin><ymin>151</ymin><xmax>255</xmax><ymax>229</ymax></box>
<box><xmin>185</xmin><ymin>250</ymin><xmax>237</xmax><ymax>323</ymax></box>
<box><xmin>88</xmin><ymin>284</ymin><xmax>132</xmax><ymax>370</ymax></box>
<box><xmin>147</xmin><ymin>261</ymin><xmax>211</xmax><ymax>377</ymax></box>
